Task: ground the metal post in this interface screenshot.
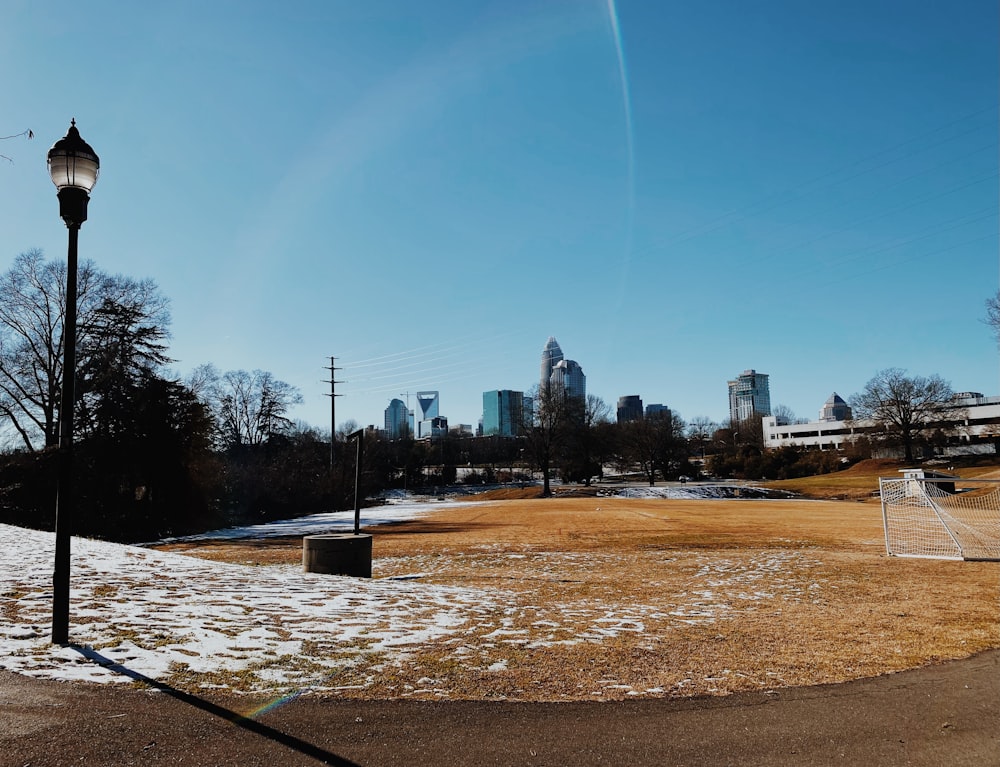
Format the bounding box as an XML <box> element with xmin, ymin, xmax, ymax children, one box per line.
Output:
<box><xmin>351</xmin><ymin>429</ymin><xmax>364</xmax><ymax>535</ymax></box>
<box><xmin>47</xmin><ymin>121</ymin><xmax>97</xmax><ymax>646</ymax></box>
<box><xmin>52</xmin><ymin>223</ymin><xmax>79</xmax><ymax>645</ymax></box>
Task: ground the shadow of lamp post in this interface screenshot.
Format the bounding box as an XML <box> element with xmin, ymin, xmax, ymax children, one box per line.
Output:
<box><xmin>48</xmin><ymin>119</ymin><xmax>100</xmax><ymax>645</ymax></box>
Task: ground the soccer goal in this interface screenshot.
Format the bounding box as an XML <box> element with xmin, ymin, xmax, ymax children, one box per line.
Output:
<box><xmin>879</xmin><ymin>476</ymin><xmax>1000</xmax><ymax>561</ymax></box>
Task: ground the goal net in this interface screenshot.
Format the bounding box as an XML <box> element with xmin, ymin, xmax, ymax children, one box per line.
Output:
<box><xmin>879</xmin><ymin>477</ymin><xmax>1000</xmax><ymax>561</ymax></box>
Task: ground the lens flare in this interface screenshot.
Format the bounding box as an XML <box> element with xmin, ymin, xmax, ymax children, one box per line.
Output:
<box><xmin>241</xmin><ymin>689</ymin><xmax>307</xmax><ymax>720</ymax></box>
<box><xmin>605</xmin><ymin>0</ymin><xmax>636</xmax><ymax>322</ymax></box>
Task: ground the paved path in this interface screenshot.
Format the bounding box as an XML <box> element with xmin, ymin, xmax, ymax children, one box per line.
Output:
<box><xmin>2</xmin><ymin>650</ymin><xmax>998</xmax><ymax>766</ymax></box>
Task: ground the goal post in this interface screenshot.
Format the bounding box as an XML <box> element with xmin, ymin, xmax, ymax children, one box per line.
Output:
<box><xmin>879</xmin><ymin>476</ymin><xmax>1000</xmax><ymax>561</ymax></box>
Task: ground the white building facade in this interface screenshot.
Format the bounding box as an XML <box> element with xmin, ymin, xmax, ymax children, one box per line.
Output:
<box><xmin>762</xmin><ymin>393</ymin><xmax>1000</xmax><ymax>455</ymax></box>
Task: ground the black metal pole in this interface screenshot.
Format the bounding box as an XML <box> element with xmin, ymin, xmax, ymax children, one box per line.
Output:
<box><xmin>52</xmin><ymin>222</ymin><xmax>80</xmax><ymax>645</ymax></box>
<box><xmin>352</xmin><ymin>429</ymin><xmax>364</xmax><ymax>535</ymax></box>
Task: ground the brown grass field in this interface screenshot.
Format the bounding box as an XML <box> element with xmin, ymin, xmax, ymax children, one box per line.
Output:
<box><xmin>157</xmin><ymin>477</ymin><xmax>1000</xmax><ymax>702</ymax></box>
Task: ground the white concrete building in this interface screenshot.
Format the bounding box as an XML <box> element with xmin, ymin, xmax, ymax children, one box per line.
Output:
<box><xmin>762</xmin><ymin>393</ymin><xmax>1000</xmax><ymax>455</ymax></box>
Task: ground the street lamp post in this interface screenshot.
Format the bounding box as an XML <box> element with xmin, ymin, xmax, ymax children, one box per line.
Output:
<box><xmin>47</xmin><ymin>119</ymin><xmax>99</xmax><ymax>645</ymax></box>
<box><xmin>349</xmin><ymin>429</ymin><xmax>365</xmax><ymax>535</ymax></box>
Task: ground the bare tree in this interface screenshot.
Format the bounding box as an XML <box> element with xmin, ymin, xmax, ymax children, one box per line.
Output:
<box><xmin>520</xmin><ymin>385</ymin><xmax>575</xmax><ymax>496</ymax></box>
<box><xmin>337</xmin><ymin>420</ymin><xmax>360</xmax><ymax>440</ymax></box>
<box><xmin>196</xmin><ymin>366</ymin><xmax>303</xmax><ymax>448</ymax></box>
<box><xmin>686</xmin><ymin>416</ymin><xmax>717</xmax><ymax>457</ymax></box>
<box><xmin>772</xmin><ymin>404</ymin><xmax>796</xmax><ymax>426</ymax></box>
<box><xmin>1</xmin><ymin>128</ymin><xmax>32</xmax><ymax>163</ymax></box>
<box><xmin>0</xmin><ymin>250</ymin><xmax>169</xmax><ymax>450</ymax></box>
<box><xmin>562</xmin><ymin>394</ymin><xmax>613</xmax><ymax>485</ymax></box>
<box><xmin>849</xmin><ymin>368</ymin><xmax>955</xmax><ymax>462</ymax></box>
<box><xmin>985</xmin><ymin>292</ymin><xmax>1000</xmax><ymax>341</ymax></box>
<box><xmin>618</xmin><ymin>410</ymin><xmax>687</xmax><ymax>486</ymax></box>
<box><xmin>731</xmin><ymin>415</ymin><xmax>766</xmax><ymax>449</ymax></box>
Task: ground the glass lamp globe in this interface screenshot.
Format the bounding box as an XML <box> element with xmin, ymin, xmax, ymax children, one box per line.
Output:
<box><xmin>47</xmin><ymin>119</ymin><xmax>100</xmax><ymax>193</ymax></box>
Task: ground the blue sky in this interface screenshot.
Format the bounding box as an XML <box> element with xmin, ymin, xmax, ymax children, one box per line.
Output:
<box><xmin>2</xmin><ymin>0</ymin><xmax>997</xmax><ymax>433</ymax></box>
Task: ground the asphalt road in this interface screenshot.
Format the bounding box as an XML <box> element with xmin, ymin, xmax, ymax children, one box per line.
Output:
<box><xmin>2</xmin><ymin>650</ymin><xmax>998</xmax><ymax>767</ymax></box>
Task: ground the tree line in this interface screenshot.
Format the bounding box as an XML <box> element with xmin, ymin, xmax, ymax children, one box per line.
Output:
<box><xmin>0</xmin><ymin>250</ymin><xmax>972</xmax><ymax>541</ymax></box>
<box><xmin>0</xmin><ymin>250</ymin><xmax>338</xmax><ymax>541</ymax></box>
<box><xmin>347</xmin><ymin>367</ymin><xmax>969</xmax><ymax>495</ymax></box>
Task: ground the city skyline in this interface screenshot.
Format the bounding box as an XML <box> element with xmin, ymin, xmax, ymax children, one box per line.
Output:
<box><xmin>2</xmin><ymin>2</ymin><xmax>996</xmax><ymax>441</ymax></box>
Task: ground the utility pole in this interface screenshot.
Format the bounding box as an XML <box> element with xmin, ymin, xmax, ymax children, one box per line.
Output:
<box><xmin>324</xmin><ymin>357</ymin><xmax>344</xmax><ymax>470</ymax></box>
<box><xmin>400</xmin><ymin>391</ymin><xmax>414</xmax><ymax>438</ymax></box>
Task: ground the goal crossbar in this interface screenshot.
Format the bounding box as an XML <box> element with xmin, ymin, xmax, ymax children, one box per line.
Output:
<box><xmin>879</xmin><ymin>477</ymin><xmax>1000</xmax><ymax>561</ymax></box>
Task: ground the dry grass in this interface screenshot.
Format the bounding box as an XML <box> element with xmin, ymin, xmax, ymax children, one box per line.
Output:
<box><xmin>763</xmin><ymin>458</ymin><xmax>899</xmax><ymax>499</ymax></box>
<box><xmin>155</xmin><ymin>496</ymin><xmax>1000</xmax><ymax>701</ymax></box>
<box><xmin>766</xmin><ymin>457</ymin><xmax>1000</xmax><ymax>500</ymax></box>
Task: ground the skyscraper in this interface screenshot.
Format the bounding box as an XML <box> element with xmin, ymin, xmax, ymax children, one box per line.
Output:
<box><xmin>384</xmin><ymin>398</ymin><xmax>409</xmax><ymax>438</ymax></box>
<box><xmin>819</xmin><ymin>393</ymin><xmax>852</xmax><ymax>422</ymax></box>
<box><xmin>482</xmin><ymin>390</ymin><xmax>524</xmax><ymax>437</ymax></box>
<box><xmin>645</xmin><ymin>403</ymin><xmax>671</xmax><ymax>420</ymax></box>
<box><xmin>415</xmin><ymin>391</ymin><xmax>440</xmax><ymax>439</ymax></box>
<box><xmin>728</xmin><ymin>369</ymin><xmax>771</xmax><ymax>424</ymax></box>
<box><xmin>540</xmin><ymin>336</ymin><xmax>564</xmax><ymax>393</ymax></box>
<box><xmin>550</xmin><ymin>358</ymin><xmax>586</xmax><ymax>401</ymax></box>
<box><xmin>617</xmin><ymin>395</ymin><xmax>643</xmax><ymax>423</ymax></box>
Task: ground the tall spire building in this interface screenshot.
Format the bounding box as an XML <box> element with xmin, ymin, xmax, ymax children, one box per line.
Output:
<box><xmin>539</xmin><ymin>336</ymin><xmax>585</xmax><ymax>401</ymax></box>
<box><xmin>540</xmin><ymin>336</ymin><xmax>563</xmax><ymax>394</ymax></box>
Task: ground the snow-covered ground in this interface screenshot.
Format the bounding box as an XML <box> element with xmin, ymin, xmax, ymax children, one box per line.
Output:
<box><xmin>0</xmin><ymin>493</ymin><xmax>823</xmax><ymax>698</ymax></box>
<box><xmin>600</xmin><ymin>484</ymin><xmax>794</xmax><ymax>500</ymax></box>
<box><xmin>155</xmin><ymin>496</ymin><xmax>474</xmax><ymax>543</ymax></box>
<box><xmin>153</xmin><ymin>486</ymin><xmax>790</xmax><ymax>544</ymax></box>
<box><xmin>0</xmin><ymin>510</ymin><xmax>495</xmax><ymax>691</ymax></box>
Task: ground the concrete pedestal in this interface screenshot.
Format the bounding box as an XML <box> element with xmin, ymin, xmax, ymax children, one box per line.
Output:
<box><xmin>302</xmin><ymin>533</ymin><xmax>373</xmax><ymax>578</ymax></box>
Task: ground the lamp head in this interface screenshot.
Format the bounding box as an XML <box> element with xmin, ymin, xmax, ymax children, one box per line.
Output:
<box><xmin>47</xmin><ymin>120</ymin><xmax>100</xmax><ymax>227</ymax></box>
<box><xmin>48</xmin><ymin>119</ymin><xmax>100</xmax><ymax>192</ymax></box>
